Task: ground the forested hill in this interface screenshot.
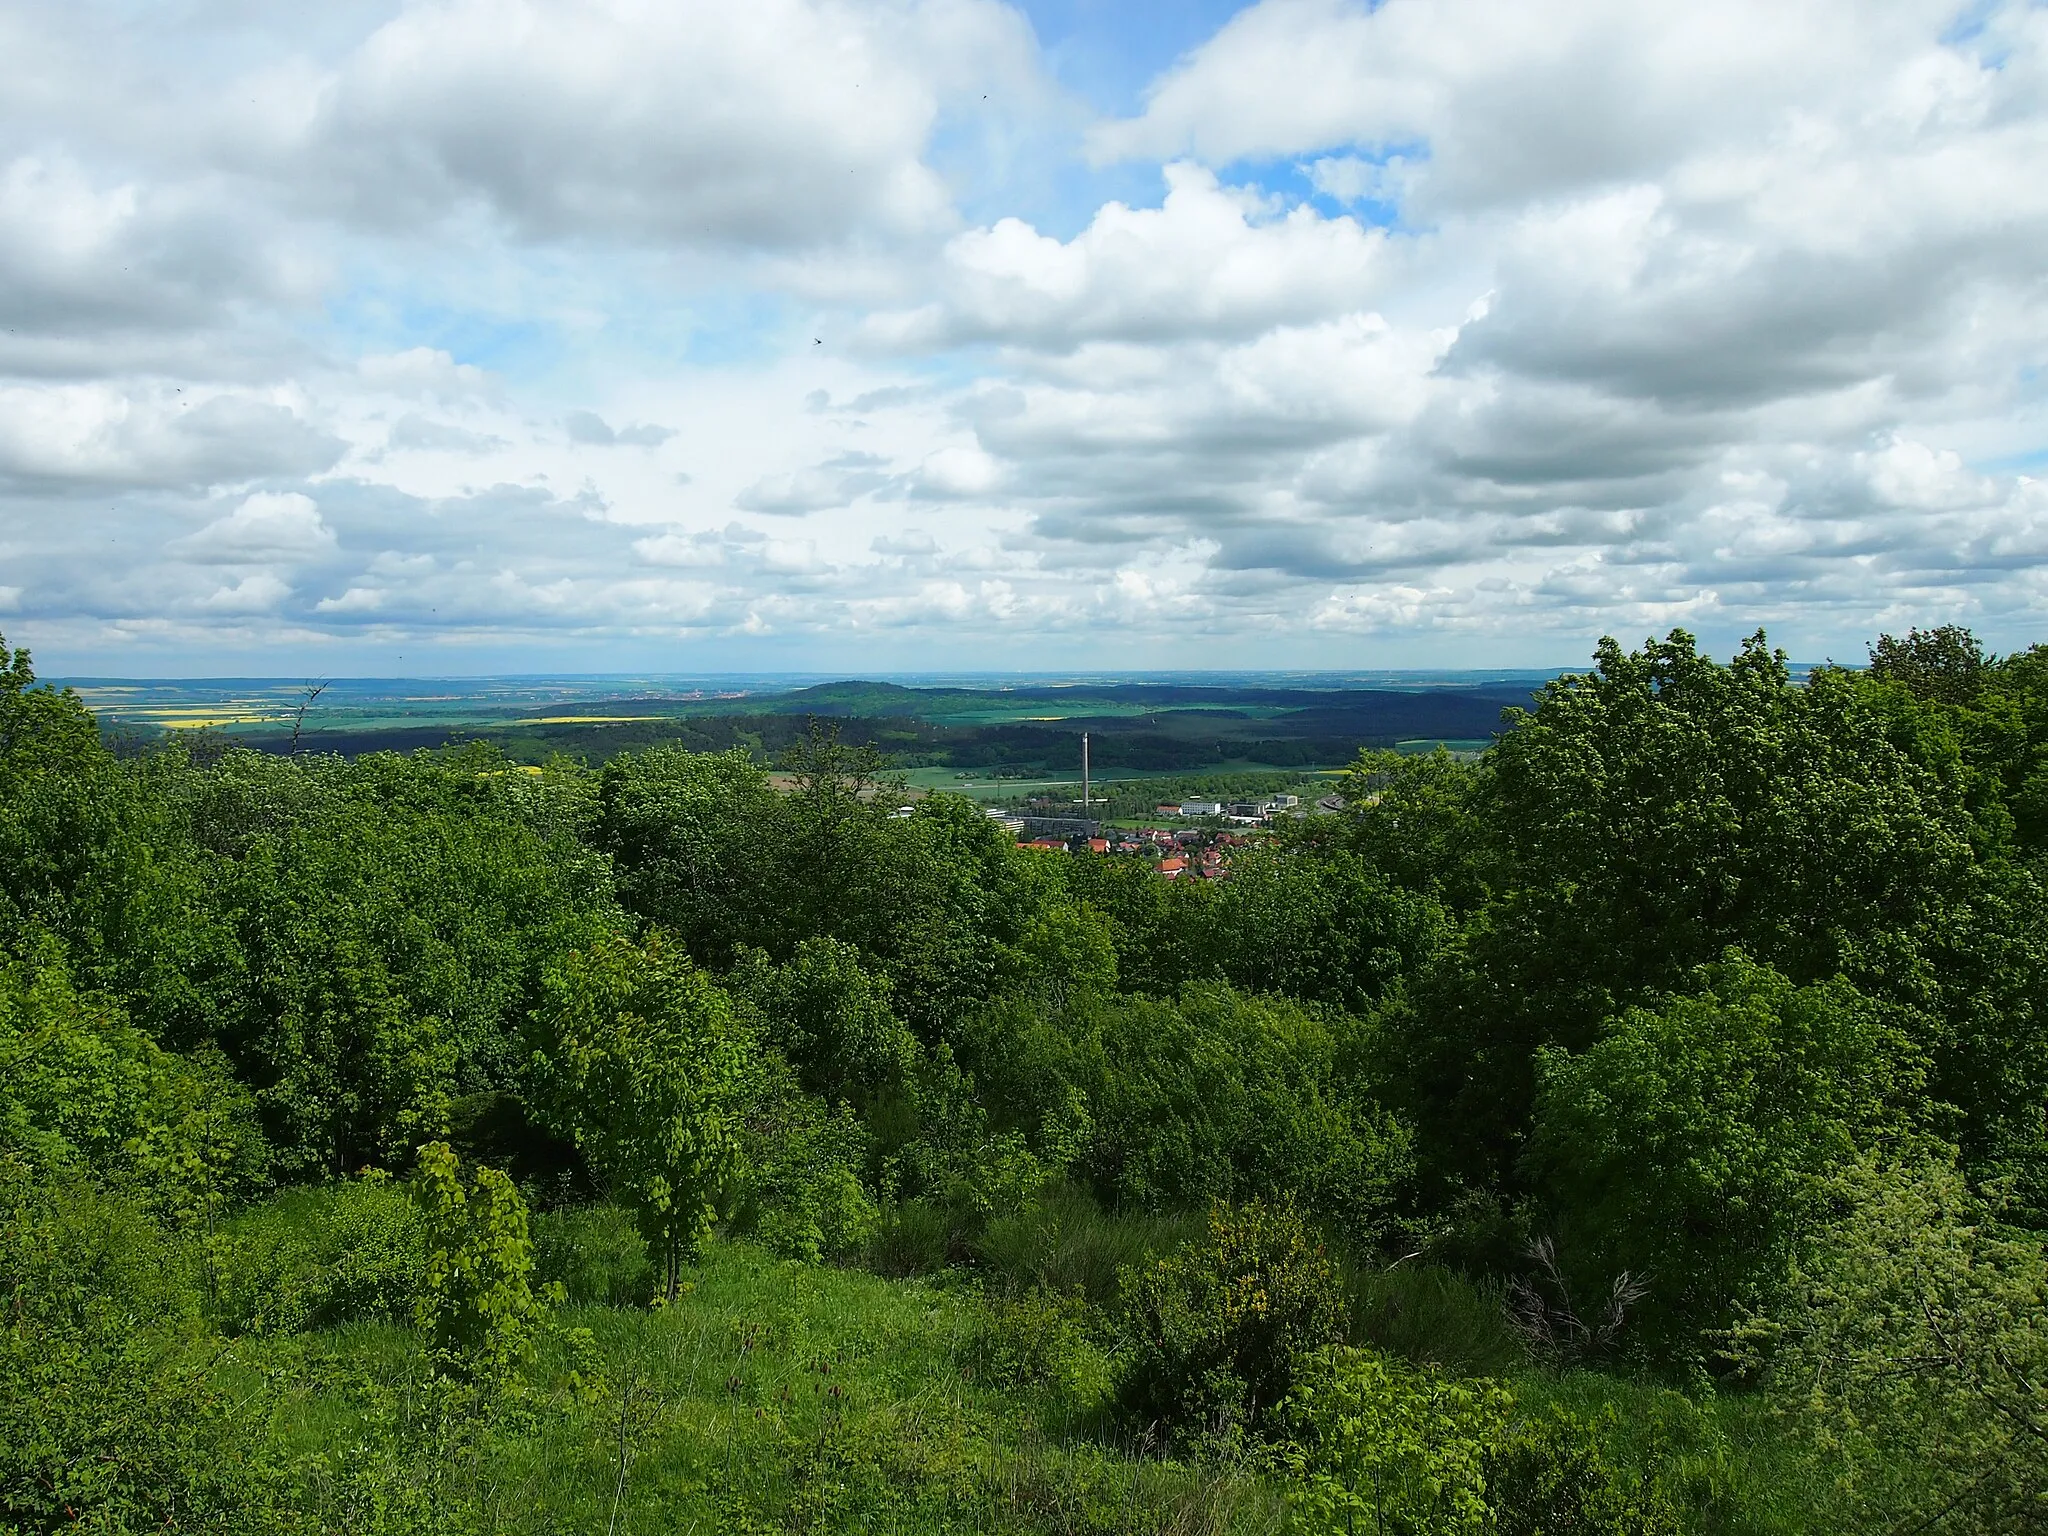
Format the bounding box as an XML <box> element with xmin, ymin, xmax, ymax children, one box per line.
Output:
<box><xmin>5</xmin><ymin>624</ymin><xmax>2047</xmax><ymax>1534</ymax></box>
<box><xmin>90</xmin><ymin>673</ymin><xmax>1541</xmax><ymax>767</ymax></box>
<box><xmin>759</xmin><ymin>677</ymin><xmax>1537</xmax><ymax>718</ymax></box>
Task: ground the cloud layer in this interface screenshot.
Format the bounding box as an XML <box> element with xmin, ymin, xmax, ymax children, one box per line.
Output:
<box><xmin>2</xmin><ymin>0</ymin><xmax>2044</xmax><ymax>671</ymax></box>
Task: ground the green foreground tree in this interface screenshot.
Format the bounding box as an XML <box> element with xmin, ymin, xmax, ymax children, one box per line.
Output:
<box><xmin>529</xmin><ymin>934</ymin><xmax>752</xmax><ymax>1299</ymax></box>
<box><xmin>1530</xmin><ymin>953</ymin><xmax>1925</xmax><ymax>1353</ymax></box>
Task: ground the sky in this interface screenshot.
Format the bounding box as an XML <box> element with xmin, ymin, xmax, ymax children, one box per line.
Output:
<box><xmin>3</xmin><ymin>0</ymin><xmax>2047</xmax><ymax>676</ymax></box>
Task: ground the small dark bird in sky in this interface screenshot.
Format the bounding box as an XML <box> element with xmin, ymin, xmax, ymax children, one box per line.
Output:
<box><xmin>814</xmin><ymin>338</ymin><xmax>822</xmax><ymax>345</ymax></box>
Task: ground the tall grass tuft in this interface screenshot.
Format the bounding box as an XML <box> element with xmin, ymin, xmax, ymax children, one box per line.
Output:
<box><xmin>973</xmin><ymin>1183</ymin><xmax>1206</xmax><ymax>1303</ymax></box>
<box><xmin>864</xmin><ymin>1198</ymin><xmax>953</xmax><ymax>1276</ymax></box>
<box><xmin>1342</xmin><ymin>1260</ymin><xmax>1530</xmax><ymax>1377</ymax></box>
<box><xmin>531</xmin><ymin>1204</ymin><xmax>656</xmax><ymax>1308</ymax></box>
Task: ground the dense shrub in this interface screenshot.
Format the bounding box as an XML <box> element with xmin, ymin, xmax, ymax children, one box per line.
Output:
<box><xmin>596</xmin><ymin>747</ymin><xmax>782</xmax><ymax>967</ymax></box>
<box><xmin>0</xmin><ymin>1158</ymin><xmax>293</xmax><ymax>1535</ymax></box>
<box><xmin>728</xmin><ymin>937</ymin><xmax>918</xmax><ymax>1110</ymax></box>
<box><xmin>528</xmin><ymin>933</ymin><xmax>753</xmax><ymax>1297</ymax></box>
<box><xmin>734</xmin><ymin>1069</ymin><xmax>879</xmax><ymax>1262</ymax></box>
<box><xmin>1483</xmin><ymin>1406</ymin><xmax>1682</xmax><ymax>1536</ymax></box>
<box><xmin>530</xmin><ymin>1204</ymin><xmax>655</xmax><ymax>1307</ymax></box>
<box><xmin>1201</xmin><ymin>842</ymin><xmax>1451</xmax><ymax>1016</ymax></box>
<box><xmin>965</xmin><ymin>983</ymin><xmax>1412</xmax><ymax>1241</ymax></box>
<box><xmin>0</xmin><ymin>941</ymin><xmax>269</xmax><ymax>1216</ymax></box>
<box><xmin>969</xmin><ymin>1289</ymin><xmax>1111</xmax><ymax>1406</ymax></box>
<box><xmin>0</xmin><ymin>1304</ymin><xmax>294</xmax><ymax>1535</ymax></box>
<box><xmin>1113</xmin><ymin>1200</ymin><xmax>1344</xmax><ymax>1440</ymax></box>
<box><xmin>442</xmin><ymin>1089</ymin><xmax>589</xmax><ymax>1204</ymax></box>
<box><xmin>1280</xmin><ymin>1346</ymin><xmax>1511</xmax><ymax>1536</ymax></box>
<box><xmin>411</xmin><ymin>1140</ymin><xmax>538</xmax><ymax>1383</ymax></box>
<box><xmin>188</xmin><ymin>748</ymin><xmax>622</xmax><ymax>1180</ymax></box>
<box><xmin>1282</xmin><ymin>1354</ymin><xmax>1683</xmax><ymax>1536</ymax></box>
<box><xmin>894</xmin><ymin>1043</ymin><xmax>1057</xmax><ymax>1248</ymax></box>
<box><xmin>1344</xmin><ymin>1263</ymin><xmax>1528</xmax><ymax>1377</ymax></box>
<box><xmin>1053</xmin><ymin>847</ymin><xmax>1216</xmax><ymax>998</ymax></box>
<box><xmin>1739</xmin><ymin>1153</ymin><xmax>2048</xmax><ymax>1533</ymax></box>
<box><xmin>6</xmin><ymin>623</ymin><xmax>2046</xmax><ymax>1533</ymax></box>
<box><xmin>994</xmin><ymin>898</ymin><xmax>1120</xmax><ymax>1012</ymax></box>
<box><xmin>1382</xmin><ymin>631</ymin><xmax>1979</xmax><ymax>1198</ymax></box>
<box><xmin>598</xmin><ymin>737</ymin><xmax>1036</xmax><ymax>1039</ymax></box>
<box><xmin>864</xmin><ymin>1199</ymin><xmax>952</xmax><ymax>1277</ymax></box>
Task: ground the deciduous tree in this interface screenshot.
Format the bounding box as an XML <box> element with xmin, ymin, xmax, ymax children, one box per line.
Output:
<box><xmin>529</xmin><ymin>934</ymin><xmax>751</xmax><ymax>1298</ymax></box>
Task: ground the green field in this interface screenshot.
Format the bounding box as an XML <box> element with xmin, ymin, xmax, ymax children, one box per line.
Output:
<box><xmin>893</xmin><ymin>764</ymin><xmax>1348</xmax><ymax>803</ymax></box>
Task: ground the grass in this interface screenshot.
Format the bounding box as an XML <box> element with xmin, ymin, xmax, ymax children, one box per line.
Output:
<box><xmin>238</xmin><ymin>1238</ymin><xmax>1286</xmax><ymax>1535</ymax></box>
<box><xmin>1503</xmin><ymin>1372</ymin><xmax>1823</xmax><ymax>1535</ymax></box>
<box><xmin>188</xmin><ymin>1186</ymin><xmax>1830</xmax><ymax>1534</ymax></box>
<box><xmin>895</xmin><ymin>766</ymin><xmax>1173</xmax><ymax>801</ymax></box>
<box><xmin>1342</xmin><ymin>1260</ymin><xmax>1530</xmax><ymax>1377</ymax></box>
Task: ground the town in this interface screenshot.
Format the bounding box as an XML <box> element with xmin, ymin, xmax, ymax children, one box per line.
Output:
<box><xmin>984</xmin><ymin>791</ymin><xmax>1328</xmax><ymax>877</ymax></box>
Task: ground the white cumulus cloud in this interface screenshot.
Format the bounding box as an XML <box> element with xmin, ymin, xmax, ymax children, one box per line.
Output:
<box><xmin>2</xmin><ymin>0</ymin><xmax>2047</xmax><ymax>669</ymax></box>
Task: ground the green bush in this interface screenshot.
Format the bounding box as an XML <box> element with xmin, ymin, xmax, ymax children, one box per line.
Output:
<box><xmin>0</xmin><ymin>942</ymin><xmax>269</xmax><ymax>1223</ymax></box>
<box><xmin>0</xmin><ymin>1312</ymin><xmax>294</xmax><ymax>1534</ymax></box>
<box><xmin>1201</xmin><ymin>842</ymin><xmax>1451</xmax><ymax>1016</ymax></box>
<box><xmin>0</xmin><ymin>1157</ymin><xmax>199</xmax><ymax>1333</ymax></box>
<box><xmin>0</xmin><ymin>1319</ymin><xmax>294</xmax><ymax>1536</ymax></box>
<box><xmin>0</xmin><ymin>1156</ymin><xmax>294</xmax><ymax>1535</ymax></box>
<box><xmin>893</xmin><ymin>1044</ymin><xmax>1057</xmax><ymax>1253</ymax></box>
<box><xmin>964</xmin><ymin>984</ymin><xmax>1411</xmax><ymax>1243</ymax></box>
<box><xmin>1529</xmin><ymin>952</ymin><xmax>1924</xmax><ymax>1356</ymax></box>
<box><xmin>1113</xmin><ymin>1199</ymin><xmax>1344</xmax><ymax>1440</ymax></box>
<box><xmin>728</xmin><ymin>937</ymin><xmax>918</xmax><ymax>1109</ymax></box>
<box><xmin>531</xmin><ymin>1204</ymin><xmax>655</xmax><ymax>1307</ymax></box>
<box><xmin>1281</xmin><ymin>1350</ymin><xmax>1683</xmax><ymax>1536</ymax></box>
<box><xmin>1280</xmin><ymin>1346</ymin><xmax>1511</xmax><ymax>1536</ymax></box>
<box><xmin>1739</xmin><ymin>1153</ymin><xmax>2048</xmax><ymax>1534</ymax></box>
<box><xmin>994</xmin><ymin>898</ymin><xmax>1120</xmax><ymax>1012</ymax></box>
<box><xmin>969</xmin><ymin>1289</ymin><xmax>1112</xmax><ymax>1407</ymax></box>
<box><xmin>528</xmin><ymin>932</ymin><xmax>753</xmax><ymax>1298</ymax></box>
<box><xmin>182</xmin><ymin>746</ymin><xmax>619</xmax><ymax>1181</ymax></box>
<box><xmin>1344</xmin><ymin>1262</ymin><xmax>1528</xmax><ymax>1377</ymax></box>
<box><xmin>212</xmin><ymin>1175</ymin><xmax>424</xmax><ymax>1336</ymax></box>
<box><xmin>733</xmin><ymin>1065</ymin><xmax>879</xmax><ymax>1263</ymax></box>
<box><xmin>412</xmin><ymin>1140</ymin><xmax>539</xmax><ymax>1383</ymax></box>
